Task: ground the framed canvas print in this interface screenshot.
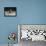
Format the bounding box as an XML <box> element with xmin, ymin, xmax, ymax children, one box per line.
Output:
<box><xmin>4</xmin><ymin>7</ymin><xmax>17</xmax><ymax>17</ymax></box>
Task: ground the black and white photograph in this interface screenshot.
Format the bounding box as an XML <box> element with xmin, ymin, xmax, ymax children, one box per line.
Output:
<box><xmin>4</xmin><ymin>7</ymin><xmax>16</xmax><ymax>17</ymax></box>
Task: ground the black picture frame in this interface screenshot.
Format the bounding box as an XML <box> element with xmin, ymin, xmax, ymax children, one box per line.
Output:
<box><xmin>4</xmin><ymin>7</ymin><xmax>17</xmax><ymax>17</ymax></box>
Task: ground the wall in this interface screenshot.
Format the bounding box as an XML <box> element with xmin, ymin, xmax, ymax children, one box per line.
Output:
<box><xmin>0</xmin><ymin>0</ymin><xmax>46</xmax><ymax>44</ymax></box>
